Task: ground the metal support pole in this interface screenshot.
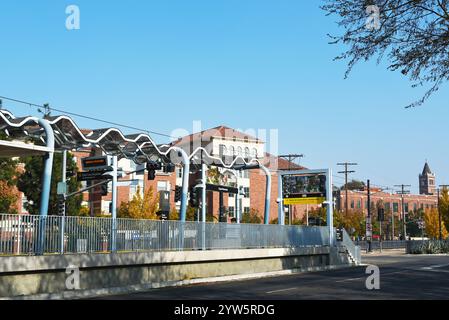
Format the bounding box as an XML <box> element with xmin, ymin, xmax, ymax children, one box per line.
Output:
<box><xmin>367</xmin><ymin>179</ymin><xmax>372</xmax><ymax>253</ymax></box>
<box><xmin>326</xmin><ymin>169</ymin><xmax>334</xmax><ymax>246</ymax></box>
<box><xmin>201</xmin><ymin>164</ymin><xmax>207</xmax><ymax>223</ymax></box>
<box><xmin>380</xmin><ymin>221</ymin><xmax>383</xmax><ymax>253</ymax></box>
<box><xmin>170</xmin><ymin>147</ymin><xmax>190</xmax><ymax>222</ymax></box>
<box><xmin>259</xmin><ymin>165</ymin><xmax>272</xmax><ymax>225</ymax></box>
<box><xmin>201</xmin><ymin>164</ymin><xmax>207</xmax><ymax>250</ymax></box>
<box><xmin>234</xmin><ymin>170</ymin><xmax>240</xmax><ymax>224</ymax></box>
<box><xmin>60</xmin><ymin>150</ymin><xmax>67</xmax><ymax>254</ymax></box>
<box><xmin>37</xmin><ymin>118</ymin><xmax>55</xmax><ymax>255</ymax></box>
<box><xmin>278</xmin><ymin>173</ymin><xmax>285</xmax><ymax>225</ymax></box>
<box><xmin>37</xmin><ymin>118</ymin><xmax>55</xmax><ymax>217</ymax></box>
<box><xmin>111</xmin><ymin>155</ymin><xmax>118</xmax><ymax>253</ymax></box>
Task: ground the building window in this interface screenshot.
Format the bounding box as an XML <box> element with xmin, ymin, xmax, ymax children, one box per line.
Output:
<box><xmin>351</xmin><ymin>200</ymin><xmax>355</xmax><ymax>209</ymax></box>
<box><xmin>228</xmin><ymin>207</ymin><xmax>235</xmax><ymax>218</ymax></box>
<box><xmin>243</xmin><ymin>187</ymin><xmax>250</xmax><ymax>198</ymax></box>
<box><xmin>229</xmin><ymin>192</ymin><xmax>235</xmax><ymax>198</ymax></box>
<box><xmin>357</xmin><ymin>200</ymin><xmax>361</xmax><ymax>209</ymax></box>
<box><xmin>219</xmin><ymin>144</ymin><xmax>227</xmax><ymax>159</ymax></box>
<box><xmin>244</xmin><ymin>147</ymin><xmax>250</xmax><ymax>160</ymax></box>
<box><xmin>244</xmin><ymin>207</ymin><xmax>250</xmax><ymax>214</ymax></box>
<box><xmin>237</xmin><ymin>147</ymin><xmax>243</xmax><ymax>157</ymax></box>
<box><xmin>393</xmin><ymin>203</ymin><xmax>399</xmax><ymax>213</ymax></box>
<box><xmin>413</xmin><ymin>203</ymin><xmax>418</xmax><ymax>211</ymax></box>
<box><xmin>229</xmin><ymin>146</ymin><xmax>235</xmax><ymax>158</ymax></box>
<box><xmin>384</xmin><ymin>202</ymin><xmax>390</xmax><ymax>212</ymax></box>
<box><xmin>252</xmin><ymin>148</ymin><xmax>258</xmax><ymax>159</ymax></box>
<box><xmin>176</xmin><ymin>167</ymin><xmax>183</xmax><ymax>179</ymax></box>
<box><xmin>404</xmin><ymin>203</ymin><xmax>409</xmax><ymax>213</ymax></box>
<box><xmin>157</xmin><ymin>181</ymin><xmax>169</xmax><ymax>192</ymax></box>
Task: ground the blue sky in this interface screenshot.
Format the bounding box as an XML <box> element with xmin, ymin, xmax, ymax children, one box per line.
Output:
<box><xmin>0</xmin><ymin>1</ymin><xmax>447</xmax><ymax>192</ymax></box>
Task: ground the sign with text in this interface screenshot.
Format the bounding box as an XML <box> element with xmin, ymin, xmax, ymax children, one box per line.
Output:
<box><xmin>366</xmin><ymin>216</ymin><xmax>373</xmax><ymax>239</ymax></box>
<box><xmin>206</xmin><ymin>184</ymin><xmax>238</xmax><ymax>194</ymax></box>
<box><xmin>282</xmin><ymin>174</ymin><xmax>326</xmax><ymax>199</ymax></box>
<box><xmin>81</xmin><ymin>156</ymin><xmax>113</xmax><ymax>172</ymax></box>
<box><xmin>284</xmin><ymin>197</ymin><xmax>326</xmax><ymax>205</ymax></box>
<box><xmin>77</xmin><ymin>171</ymin><xmax>112</xmax><ymax>182</ymax></box>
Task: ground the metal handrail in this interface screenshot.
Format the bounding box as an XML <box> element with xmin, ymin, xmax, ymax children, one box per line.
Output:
<box><xmin>0</xmin><ymin>214</ymin><xmax>332</xmax><ymax>256</ymax></box>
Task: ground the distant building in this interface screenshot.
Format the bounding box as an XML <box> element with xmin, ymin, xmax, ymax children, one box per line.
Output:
<box><xmin>419</xmin><ymin>162</ymin><xmax>436</xmax><ymax>195</ymax></box>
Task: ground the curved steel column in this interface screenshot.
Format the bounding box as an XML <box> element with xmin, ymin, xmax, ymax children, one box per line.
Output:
<box><xmin>259</xmin><ymin>165</ymin><xmax>272</xmax><ymax>225</ymax></box>
<box><xmin>37</xmin><ymin>118</ymin><xmax>55</xmax><ymax>217</ymax></box>
<box><xmin>36</xmin><ymin>118</ymin><xmax>55</xmax><ymax>255</ymax></box>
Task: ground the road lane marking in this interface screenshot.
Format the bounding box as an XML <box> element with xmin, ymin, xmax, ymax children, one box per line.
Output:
<box><xmin>266</xmin><ymin>287</ymin><xmax>298</xmax><ymax>294</ymax></box>
<box><xmin>335</xmin><ymin>270</ymin><xmax>411</xmax><ymax>283</ymax></box>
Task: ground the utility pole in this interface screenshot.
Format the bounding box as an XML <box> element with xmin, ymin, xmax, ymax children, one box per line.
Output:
<box><xmin>395</xmin><ymin>184</ymin><xmax>411</xmax><ymax>241</ymax></box>
<box><xmin>337</xmin><ymin>162</ymin><xmax>358</xmax><ymax>215</ymax></box>
<box><xmin>367</xmin><ymin>180</ymin><xmax>372</xmax><ymax>253</ymax></box>
<box><xmin>279</xmin><ymin>154</ymin><xmax>304</xmax><ymax>225</ymax></box>
<box><xmin>438</xmin><ymin>185</ymin><xmax>449</xmax><ymax>241</ymax></box>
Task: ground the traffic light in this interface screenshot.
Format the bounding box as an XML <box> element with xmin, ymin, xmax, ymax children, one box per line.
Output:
<box><xmin>57</xmin><ymin>195</ymin><xmax>66</xmax><ymax>216</ymax></box>
<box><xmin>164</xmin><ymin>163</ymin><xmax>176</xmax><ymax>173</ymax></box>
<box><xmin>100</xmin><ymin>183</ymin><xmax>108</xmax><ymax>196</ymax></box>
<box><xmin>377</xmin><ymin>208</ymin><xmax>385</xmax><ymax>222</ymax></box>
<box><xmin>146</xmin><ymin>161</ymin><xmax>162</xmax><ymax>180</ymax></box>
<box><xmin>148</xmin><ymin>170</ymin><xmax>156</xmax><ymax>181</ymax></box>
<box><xmin>174</xmin><ymin>186</ymin><xmax>182</xmax><ymax>203</ymax></box>
<box><xmin>189</xmin><ymin>188</ymin><xmax>200</xmax><ymax>208</ymax></box>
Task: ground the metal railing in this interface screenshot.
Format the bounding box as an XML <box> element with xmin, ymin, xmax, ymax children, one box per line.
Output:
<box><xmin>340</xmin><ymin>229</ymin><xmax>361</xmax><ymax>265</ymax></box>
<box><xmin>355</xmin><ymin>240</ymin><xmax>407</xmax><ymax>251</ymax></box>
<box><xmin>0</xmin><ymin>214</ymin><xmax>332</xmax><ymax>256</ymax></box>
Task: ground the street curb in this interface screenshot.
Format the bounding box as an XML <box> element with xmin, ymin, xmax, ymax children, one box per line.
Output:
<box><xmin>4</xmin><ymin>264</ymin><xmax>357</xmax><ymax>300</ymax></box>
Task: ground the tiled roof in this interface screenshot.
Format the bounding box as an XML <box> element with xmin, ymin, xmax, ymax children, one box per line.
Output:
<box><xmin>173</xmin><ymin>125</ymin><xmax>262</xmax><ymax>146</ymax></box>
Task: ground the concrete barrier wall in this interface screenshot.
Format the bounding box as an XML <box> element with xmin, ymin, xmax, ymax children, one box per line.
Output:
<box><xmin>0</xmin><ymin>246</ymin><xmax>353</xmax><ymax>299</ymax></box>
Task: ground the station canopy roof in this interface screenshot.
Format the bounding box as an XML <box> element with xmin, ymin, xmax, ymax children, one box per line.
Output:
<box><xmin>0</xmin><ymin>109</ymin><xmax>171</xmax><ymax>164</ymax></box>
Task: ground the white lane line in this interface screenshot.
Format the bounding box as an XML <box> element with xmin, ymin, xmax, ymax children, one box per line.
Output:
<box><xmin>266</xmin><ymin>287</ymin><xmax>298</xmax><ymax>294</ymax></box>
<box><xmin>335</xmin><ymin>270</ymin><xmax>410</xmax><ymax>283</ymax></box>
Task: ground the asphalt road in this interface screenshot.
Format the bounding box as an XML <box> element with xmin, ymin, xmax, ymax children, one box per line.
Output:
<box><xmin>100</xmin><ymin>251</ymin><xmax>449</xmax><ymax>300</ymax></box>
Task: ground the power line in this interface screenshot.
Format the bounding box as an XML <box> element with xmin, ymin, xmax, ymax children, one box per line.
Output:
<box><xmin>394</xmin><ymin>184</ymin><xmax>411</xmax><ymax>240</ymax></box>
<box><xmin>337</xmin><ymin>162</ymin><xmax>358</xmax><ymax>215</ymax></box>
<box><xmin>0</xmin><ymin>95</ymin><xmax>178</xmax><ymax>139</ymax></box>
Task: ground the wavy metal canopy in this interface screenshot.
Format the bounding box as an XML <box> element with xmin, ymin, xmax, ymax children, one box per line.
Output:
<box><xmin>0</xmin><ymin>109</ymin><xmax>172</xmax><ymax>164</ymax></box>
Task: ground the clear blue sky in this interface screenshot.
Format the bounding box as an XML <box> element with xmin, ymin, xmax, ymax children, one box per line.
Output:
<box><xmin>1</xmin><ymin>1</ymin><xmax>447</xmax><ymax>192</ymax></box>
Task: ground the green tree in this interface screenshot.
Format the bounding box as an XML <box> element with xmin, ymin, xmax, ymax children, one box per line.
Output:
<box><xmin>439</xmin><ymin>187</ymin><xmax>449</xmax><ymax>236</ymax></box>
<box><xmin>341</xmin><ymin>180</ymin><xmax>365</xmax><ymax>191</ymax></box>
<box><xmin>0</xmin><ymin>157</ymin><xmax>19</xmax><ymax>214</ymax></box>
<box><xmin>322</xmin><ymin>0</ymin><xmax>449</xmax><ymax>108</ymax></box>
<box><xmin>241</xmin><ymin>209</ymin><xmax>262</xmax><ymax>224</ymax></box>
<box><xmin>17</xmin><ymin>152</ymin><xmax>82</xmax><ymax>216</ymax></box>
<box><xmin>118</xmin><ymin>186</ymin><xmax>159</xmax><ymax>219</ymax></box>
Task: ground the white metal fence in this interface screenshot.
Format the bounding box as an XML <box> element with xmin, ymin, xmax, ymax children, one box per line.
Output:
<box><xmin>0</xmin><ymin>214</ymin><xmax>332</xmax><ymax>256</ymax></box>
<box><xmin>355</xmin><ymin>240</ymin><xmax>407</xmax><ymax>251</ymax></box>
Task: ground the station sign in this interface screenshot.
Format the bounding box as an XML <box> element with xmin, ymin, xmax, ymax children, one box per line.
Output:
<box><xmin>82</xmin><ymin>156</ymin><xmax>113</xmax><ymax>172</ymax></box>
<box><xmin>206</xmin><ymin>184</ymin><xmax>238</xmax><ymax>194</ymax></box>
<box><xmin>77</xmin><ymin>171</ymin><xmax>113</xmax><ymax>182</ymax></box>
<box><xmin>366</xmin><ymin>216</ymin><xmax>373</xmax><ymax>239</ymax></box>
<box><xmin>284</xmin><ymin>197</ymin><xmax>326</xmax><ymax>205</ymax></box>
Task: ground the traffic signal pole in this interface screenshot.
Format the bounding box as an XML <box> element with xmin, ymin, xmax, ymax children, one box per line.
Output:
<box><xmin>60</xmin><ymin>150</ymin><xmax>67</xmax><ymax>254</ymax></box>
<box><xmin>367</xmin><ymin>180</ymin><xmax>372</xmax><ymax>253</ymax></box>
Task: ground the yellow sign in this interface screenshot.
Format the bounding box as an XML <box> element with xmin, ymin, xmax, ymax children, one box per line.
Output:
<box><xmin>284</xmin><ymin>197</ymin><xmax>326</xmax><ymax>205</ymax></box>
